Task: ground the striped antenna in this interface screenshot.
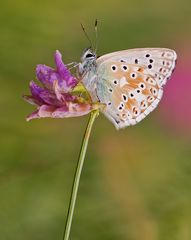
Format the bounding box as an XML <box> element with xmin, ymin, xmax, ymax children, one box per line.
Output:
<box><xmin>80</xmin><ymin>23</ymin><xmax>93</xmax><ymax>50</ymax></box>
<box><xmin>94</xmin><ymin>19</ymin><xmax>99</xmax><ymax>53</ymax></box>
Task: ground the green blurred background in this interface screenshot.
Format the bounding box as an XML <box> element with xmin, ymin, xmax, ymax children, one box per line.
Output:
<box><xmin>0</xmin><ymin>0</ymin><xmax>191</xmax><ymax>239</ymax></box>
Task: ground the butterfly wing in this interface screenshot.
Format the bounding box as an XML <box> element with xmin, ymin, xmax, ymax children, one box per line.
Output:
<box><xmin>96</xmin><ymin>48</ymin><xmax>177</xmax><ymax>129</ymax></box>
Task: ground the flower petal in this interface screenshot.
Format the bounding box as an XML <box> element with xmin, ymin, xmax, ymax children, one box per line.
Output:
<box><xmin>23</xmin><ymin>95</ymin><xmax>42</xmax><ymax>106</ymax></box>
<box><xmin>30</xmin><ymin>81</ymin><xmax>45</xmax><ymax>104</ymax></box>
<box><xmin>53</xmin><ymin>80</ymin><xmax>76</xmax><ymax>102</ymax></box>
<box><xmin>26</xmin><ymin>102</ymin><xmax>97</xmax><ymax>121</ymax></box>
<box><xmin>30</xmin><ymin>81</ymin><xmax>65</xmax><ymax>106</ymax></box>
<box><xmin>54</xmin><ymin>50</ymin><xmax>77</xmax><ymax>89</ymax></box>
<box><xmin>51</xmin><ymin>106</ymin><xmax>69</xmax><ymax>118</ymax></box>
<box><xmin>67</xmin><ymin>102</ymin><xmax>92</xmax><ymax>116</ymax></box>
<box><xmin>26</xmin><ymin>105</ymin><xmax>57</xmax><ymax>121</ymax></box>
<box><xmin>38</xmin><ymin>105</ymin><xmax>56</xmax><ymax>118</ymax></box>
<box><xmin>36</xmin><ymin>64</ymin><xmax>59</xmax><ymax>89</ymax></box>
<box><xmin>52</xmin><ymin>102</ymin><xmax>92</xmax><ymax>118</ymax></box>
<box><xmin>38</xmin><ymin>89</ymin><xmax>62</xmax><ymax>106</ymax></box>
<box><xmin>26</xmin><ymin>110</ymin><xmax>40</xmax><ymax>121</ymax></box>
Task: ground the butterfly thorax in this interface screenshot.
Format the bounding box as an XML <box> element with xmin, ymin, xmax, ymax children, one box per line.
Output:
<box><xmin>77</xmin><ymin>48</ymin><xmax>98</xmax><ymax>101</ymax></box>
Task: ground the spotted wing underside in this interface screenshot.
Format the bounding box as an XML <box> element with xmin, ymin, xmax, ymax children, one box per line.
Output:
<box><xmin>96</xmin><ymin>48</ymin><xmax>177</xmax><ymax>129</ymax></box>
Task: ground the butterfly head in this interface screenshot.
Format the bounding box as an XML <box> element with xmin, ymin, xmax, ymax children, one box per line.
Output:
<box><xmin>78</xmin><ymin>48</ymin><xmax>97</xmax><ymax>76</ymax></box>
<box><xmin>81</xmin><ymin>48</ymin><xmax>96</xmax><ymax>62</ymax></box>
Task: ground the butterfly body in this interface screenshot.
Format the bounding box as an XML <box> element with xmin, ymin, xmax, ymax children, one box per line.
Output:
<box><xmin>78</xmin><ymin>48</ymin><xmax>177</xmax><ymax>129</ymax></box>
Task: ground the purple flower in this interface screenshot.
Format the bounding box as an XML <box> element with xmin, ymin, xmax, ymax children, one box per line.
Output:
<box><xmin>24</xmin><ymin>50</ymin><xmax>96</xmax><ymax>121</ymax></box>
<box><xmin>36</xmin><ymin>50</ymin><xmax>77</xmax><ymax>92</ymax></box>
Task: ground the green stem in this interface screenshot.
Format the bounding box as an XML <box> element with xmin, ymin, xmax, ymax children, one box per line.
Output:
<box><xmin>63</xmin><ymin>110</ymin><xmax>98</xmax><ymax>240</ymax></box>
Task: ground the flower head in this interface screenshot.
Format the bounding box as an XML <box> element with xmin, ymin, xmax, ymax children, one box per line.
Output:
<box><xmin>24</xmin><ymin>50</ymin><xmax>96</xmax><ymax>121</ymax></box>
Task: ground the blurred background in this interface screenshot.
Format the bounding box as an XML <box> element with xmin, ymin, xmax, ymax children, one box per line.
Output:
<box><xmin>0</xmin><ymin>0</ymin><xmax>191</xmax><ymax>239</ymax></box>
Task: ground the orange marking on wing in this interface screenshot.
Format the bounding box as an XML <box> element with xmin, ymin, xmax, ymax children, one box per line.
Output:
<box><xmin>112</xmin><ymin>87</ymin><xmax>122</xmax><ymax>107</ymax></box>
<box><xmin>125</xmin><ymin>98</ymin><xmax>138</xmax><ymax>111</ymax></box>
<box><xmin>142</xmin><ymin>89</ymin><xmax>151</xmax><ymax>95</ymax></box>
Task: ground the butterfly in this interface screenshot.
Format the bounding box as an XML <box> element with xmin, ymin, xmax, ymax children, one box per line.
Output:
<box><xmin>77</xmin><ymin>25</ymin><xmax>177</xmax><ymax>129</ymax></box>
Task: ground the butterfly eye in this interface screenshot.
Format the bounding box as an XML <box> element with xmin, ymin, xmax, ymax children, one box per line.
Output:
<box><xmin>86</xmin><ymin>53</ymin><xmax>93</xmax><ymax>58</ymax></box>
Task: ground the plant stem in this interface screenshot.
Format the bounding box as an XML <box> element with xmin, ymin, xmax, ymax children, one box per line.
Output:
<box><xmin>63</xmin><ymin>110</ymin><xmax>98</xmax><ymax>240</ymax></box>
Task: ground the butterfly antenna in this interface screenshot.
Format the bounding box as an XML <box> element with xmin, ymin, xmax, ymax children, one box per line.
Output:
<box><xmin>94</xmin><ymin>19</ymin><xmax>98</xmax><ymax>53</ymax></box>
<box><xmin>80</xmin><ymin>23</ymin><xmax>93</xmax><ymax>50</ymax></box>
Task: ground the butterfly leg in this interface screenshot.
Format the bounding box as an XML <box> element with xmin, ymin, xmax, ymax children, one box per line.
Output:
<box><xmin>67</xmin><ymin>62</ymin><xmax>80</xmax><ymax>71</ymax></box>
<box><xmin>66</xmin><ymin>61</ymin><xmax>78</xmax><ymax>67</ymax></box>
